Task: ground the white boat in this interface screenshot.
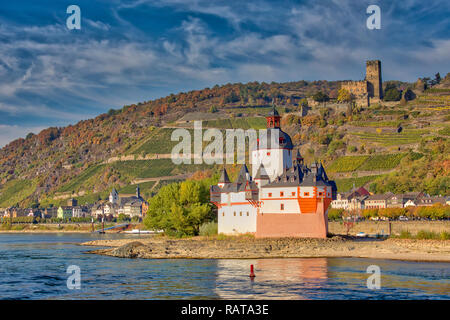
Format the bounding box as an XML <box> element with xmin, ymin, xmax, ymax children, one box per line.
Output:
<box><xmin>124</xmin><ymin>229</ymin><xmax>161</xmax><ymax>234</ymax></box>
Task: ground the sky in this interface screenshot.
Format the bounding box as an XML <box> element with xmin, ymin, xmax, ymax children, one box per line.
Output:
<box><xmin>0</xmin><ymin>0</ymin><xmax>449</xmax><ymax>147</ymax></box>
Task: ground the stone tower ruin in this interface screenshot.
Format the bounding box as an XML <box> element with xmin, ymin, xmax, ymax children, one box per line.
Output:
<box><xmin>366</xmin><ymin>60</ymin><xmax>383</xmax><ymax>99</ymax></box>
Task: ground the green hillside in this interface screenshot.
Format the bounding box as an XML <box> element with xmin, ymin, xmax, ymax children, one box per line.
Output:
<box><xmin>0</xmin><ymin>78</ymin><xmax>449</xmax><ymax>208</ymax></box>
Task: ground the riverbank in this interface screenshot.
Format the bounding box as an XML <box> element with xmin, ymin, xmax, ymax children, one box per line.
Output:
<box><xmin>3</xmin><ymin>220</ymin><xmax>448</xmax><ymax>234</ymax></box>
<box><xmin>82</xmin><ymin>236</ymin><xmax>450</xmax><ymax>262</ymax></box>
<box><xmin>0</xmin><ymin>223</ymin><xmax>142</xmax><ymax>233</ymax></box>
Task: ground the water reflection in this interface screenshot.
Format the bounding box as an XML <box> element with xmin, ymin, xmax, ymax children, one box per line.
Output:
<box><xmin>215</xmin><ymin>258</ymin><xmax>329</xmax><ymax>299</ymax></box>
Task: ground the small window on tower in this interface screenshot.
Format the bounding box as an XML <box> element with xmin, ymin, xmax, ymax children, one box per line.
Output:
<box><xmin>222</xmin><ymin>212</ymin><xmax>225</xmax><ymax>217</ymax></box>
<box><xmin>267</xmin><ymin>152</ymin><xmax>271</xmax><ymax>156</ymax></box>
<box><xmin>268</xmin><ymin>193</ymin><xmax>272</xmax><ymax>197</ymax></box>
<box><xmin>304</xmin><ymin>192</ymin><xmax>310</xmax><ymax>196</ymax></box>
<box><xmin>292</xmin><ymin>192</ymin><xmax>296</xmax><ymax>196</ymax></box>
<box><xmin>247</xmin><ymin>212</ymin><xmax>249</xmax><ymax>216</ymax></box>
<box><xmin>234</xmin><ymin>212</ymin><xmax>236</xmax><ymax>216</ymax></box>
<box><xmin>280</xmin><ymin>204</ymin><xmax>284</xmax><ymax>210</ymax></box>
<box><xmin>240</xmin><ymin>212</ymin><xmax>242</xmax><ymax>216</ymax></box>
<box><xmin>280</xmin><ymin>192</ymin><xmax>284</xmax><ymax>197</ymax></box>
<box><xmin>319</xmin><ymin>192</ymin><xmax>324</xmax><ymax>196</ymax></box>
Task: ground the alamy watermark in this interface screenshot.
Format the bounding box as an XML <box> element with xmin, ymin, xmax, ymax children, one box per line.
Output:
<box><xmin>66</xmin><ymin>5</ymin><xmax>81</xmax><ymax>30</ymax></box>
<box><xmin>66</xmin><ymin>265</ymin><xmax>81</xmax><ymax>289</ymax></box>
<box><xmin>171</xmin><ymin>121</ymin><xmax>280</xmax><ymax>165</ymax></box>
<box><xmin>366</xmin><ymin>5</ymin><xmax>381</xmax><ymax>30</ymax></box>
<box><xmin>366</xmin><ymin>265</ymin><xmax>381</xmax><ymax>289</ymax></box>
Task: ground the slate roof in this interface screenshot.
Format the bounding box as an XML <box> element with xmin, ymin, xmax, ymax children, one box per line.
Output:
<box><xmin>262</xmin><ymin>162</ymin><xmax>336</xmax><ymax>191</ymax></box>
<box><xmin>258</xmin><ymin>128</ymin><xmax>293</xmax><ymax>149</ymax></box>
<box><xmin>218</xmin><ymin>168</ymin><xmax>230</xmax><ymax>183</ymax></box>
<box><xmin>210</xmin><ymin>165</ymin><xmax>258</xmax><ymax>197</ymax></box>
<box><xmin>268</xmin><ymin>106</ymin><xmax>280</xmax><ymax>116</ymax></box>
<box><xmin>254</xmin><ymin>164</ymin><xmax>269</xmax><ymax>179</ymax></box>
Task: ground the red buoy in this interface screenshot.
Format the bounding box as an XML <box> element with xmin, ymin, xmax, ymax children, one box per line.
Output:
<box><xmin>249</xmin><ymin>264</ymin><xmax>255</xmax><ymax>278</ymax></box>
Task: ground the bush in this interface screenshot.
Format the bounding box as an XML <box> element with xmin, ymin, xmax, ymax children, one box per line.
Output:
<box><xmin>199</xmin><ymin>221</ymin><xmax>218</xmax><ymax>236</ymax></box>
<box><xmin>313</xmin><ymin>91</ymin><xmax>329</xmax><ymax>102</ymax></box>
<box><xmin>384</xmin><ymin>88</ymin><xmax>401</xmax><ymax>101</ymax></box>
<box><xmin>328</xmin><ymin>209</ymin><xmax>344</xmax><ymax>220</ymax></box>
<box><xmin>143</xmin><ymin>179</ymin><xmax>215</xmax><ymax>237</ymax></box>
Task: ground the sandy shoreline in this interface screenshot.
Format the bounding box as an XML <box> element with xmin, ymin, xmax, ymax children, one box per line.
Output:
<box><xmin>81</xmin><ymin>236</ymin><xmax>450</xmax><ymax>262</ymax></box>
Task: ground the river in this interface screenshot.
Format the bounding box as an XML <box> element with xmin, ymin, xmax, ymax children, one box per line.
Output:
<box><xmin>0</xmin><ymin>233</ymin><xmax>448</xmax><ymax>299</ymax></box>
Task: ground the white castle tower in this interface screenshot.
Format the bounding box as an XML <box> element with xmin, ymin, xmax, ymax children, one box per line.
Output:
<box><xmin>251</xmin><ymin>107</ymin><xmax>293</xmax><ymax>181</ymax></box>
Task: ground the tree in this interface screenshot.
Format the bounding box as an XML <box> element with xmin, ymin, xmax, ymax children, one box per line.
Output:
<box><xmin>313</xmin><ymin>91</ymin><xmax>329</xmax><ymax>103</ymax></box>
<box><xmin>384</xmin><ymin>83</ymin><xmax>401</xmax><ymax>101</ymax></box>
<box><xmin>299</xmin><ymin>98</ymin><xmax>308</xmax><ymax>108</ymax></box>
<box><xmin>337</xmin><ymin>88</ymin><xmax>353</xmax><ymax>103</ymax></box>
<box><xmin>143</xmin><ymin>179</ymin><xmax>214</xmax><ymax>236</ymax></box>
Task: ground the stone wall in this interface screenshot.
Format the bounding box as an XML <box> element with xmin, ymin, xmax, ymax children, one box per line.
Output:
<box><xmin>329</xmin><ymin>220</ymin><xmax>450</xmax><ymax>236</ymax></box>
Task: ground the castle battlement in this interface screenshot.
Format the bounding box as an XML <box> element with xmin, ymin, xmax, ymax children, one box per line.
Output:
<box><xmin>340</xmin><ymin>60</ymin><xmax>383</xmax><ymax>103</ymax></box>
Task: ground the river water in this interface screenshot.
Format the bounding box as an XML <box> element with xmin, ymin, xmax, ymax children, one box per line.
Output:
<box><xmin>0</xmin><ymin>233</ymin><xmax>448</xmax><ymax>300</ymax></box>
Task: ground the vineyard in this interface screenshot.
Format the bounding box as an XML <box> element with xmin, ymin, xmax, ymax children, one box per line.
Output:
<box><xmin>128</xmin><ymin>128</ymin><xmax>178</xmax><ymax>155</ymax></box>
<box><xmin>0</xmin><ymin>179</ymin><xmax>38</xmax><ymax>207</ymax></box>
<box><xmin>326</xmin><ymin>155</ymin><xmax>369</xmax><ymax>172</ymax></box>
<box><xmin>352</xmin><ymin>129</ymin><xmax>429</xmax><ymax>146</ymax></box>
<box><xmin>57</xmin><ymin>164</ymin><xmax>106</xmax><ymax>193</ymax></box>
<box><xmin>327</xmin><ymin>153</ymin><xmax>407</xmax><ymax>173</ymax></box>
<box><xmin>110</xmin><ymin>159</ymin><xmax>211</xmax><ymax>180</ymax></box>
<box><xmin>334</xmin><ymin>174</ymin><xmax>384</xmax><ymax>192</ymax></box>
<box><xmin>203</xmin><ymin>116</ymin><xmax>267</xmax><ymax>129</ymax></box>
<box><xmin>357</xmin><ymin>153</ymin><xmax>406</xmax><ymax>171</ymax></box>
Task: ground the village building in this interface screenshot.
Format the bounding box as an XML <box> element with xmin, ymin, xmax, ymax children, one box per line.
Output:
<box><xmin>57</xmin><ymin>206</ymin><xmax>73</xmax><ymax>219</ymax></box>
<box><xmin>363</xmin><ymin>193</ymin><xmax>393</xmax><ymax>209</ymax></box>
<box><xmin>210</xmin><ymin>108</ymin><xmax>337</xmax><ymax>238</ymax></box>
<box><xmin>387</xmin><ymin>192</ymin><xmax>423</xmax><ymax>208</ymax></box>
<box><xmin>331</xmin><ymin>187</ymin><xmax>370</xmax><ymax>211</ymax></box>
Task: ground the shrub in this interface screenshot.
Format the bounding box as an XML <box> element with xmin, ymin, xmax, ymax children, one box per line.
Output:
<box><xmin>328</xmin><ymin>209</ymin><xmax>344</xmax><ymax>220</ymax></box>
<box><xmin>199</xmin><ymin>221</ymin><xmax>218</xmax><ymax>236</ymax></box>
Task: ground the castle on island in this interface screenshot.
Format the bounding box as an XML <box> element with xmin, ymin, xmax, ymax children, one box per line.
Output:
<box><xmin>210</xmin><ymin>108</ymin><xmax>337</xmax><ymax>238</ymax></box>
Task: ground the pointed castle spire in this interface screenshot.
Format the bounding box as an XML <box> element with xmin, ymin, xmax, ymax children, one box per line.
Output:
<box><xmin>236</xmin><ymin>164</ymin><xmax>250</xmax><ymax>184</ymax></box>
<box><xmin>219</xmin><ymin>167</ymin><xmax>230</xmax><ymax>183</ymax></box>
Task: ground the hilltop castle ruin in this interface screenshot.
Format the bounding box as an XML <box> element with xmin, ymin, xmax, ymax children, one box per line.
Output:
<box><xmin>341</xmin><ymin>60</ymin><xmax>383</xmax><ymax>106</ymax></box>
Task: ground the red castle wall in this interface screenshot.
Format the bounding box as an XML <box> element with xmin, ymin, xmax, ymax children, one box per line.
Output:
<box><xmin>256</xmin><ymin>201</ymin><xmax>328</xmax><ymax>238</ymax></box>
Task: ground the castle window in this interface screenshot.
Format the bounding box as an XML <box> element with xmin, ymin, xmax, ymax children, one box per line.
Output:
<box><xmin>304</xmin><ymin>192</ymin><xmax>310</xmax><ymax>196</ymax></box>
<box><xmin>319</xmin><ymin>192</ymin><xmax>324</xmax><ymax>196</ymax></box>
<box><xmin>267</xmin><ymin>152</ymin><xmax>271</xmax><ymax>156</ymax></box>
<box><xmin>234</xmin><ymin>212</ymin><xmax>236</xmax><ymax>216</ymax></box>
<box><xmin>280</xmin><ymin>204</ymin><xmax>284</xmax><ymax>210</ymax></box>
<box><xmin>268</xmin><ymin>193</ymin><xmax>272</xmax><ymax>197</ymax></box>
<box><xmin>247</xmin><ymin>212</ymin><xmax>249</xmax><ymax>216</ymax></box>
<box><xmin>222</xmin><ymin>213</ymin><xmax>225</xmax><ymax>217</ymax></box>
<box><xmin>240</xmin><ymin>212</ymin><xmax>242</xmax><ymax>216</ymax></box>
<box><xmin>280</xmin><ymin>192</ymin><xmax>284</xmax><ymax>197</ymax></box>
<box><xmin>292</xmin><ymin>192</ymin><xmax>296</xmax><ymax>196</ymax></box>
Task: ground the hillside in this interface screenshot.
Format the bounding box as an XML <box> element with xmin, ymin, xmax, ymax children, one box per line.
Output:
<box><xmin>0</xmin><ymin>77</ymin><xmax>449</xmax><ymax>208</ymax></box>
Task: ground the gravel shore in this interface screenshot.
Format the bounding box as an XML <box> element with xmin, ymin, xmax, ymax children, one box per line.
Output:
<box><xmin>81</xmin><ymin>236</ymin><xmax>450</xmax><ymax>262</ymax></box>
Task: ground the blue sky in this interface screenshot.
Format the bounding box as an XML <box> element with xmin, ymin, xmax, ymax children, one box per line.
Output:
<box><xmin>0</xmin><ymin>0</ymin><xmax>449</xmax><ymax>146</ymax></box>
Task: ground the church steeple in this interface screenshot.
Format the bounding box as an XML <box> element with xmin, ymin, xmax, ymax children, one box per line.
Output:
<box><xmin>295</xmin><ymin>149</ymin><xmax>304</xmax><ymax>165</ymax></box>
<box><xmin>266</xmin><ymin>105</ymin><xmax>281</xmax><ymax>128</ymax></box>
<box><xmin>136</xmin><ymin>185</ymin><xmax>141</xmax><ymax>199</ymax></box>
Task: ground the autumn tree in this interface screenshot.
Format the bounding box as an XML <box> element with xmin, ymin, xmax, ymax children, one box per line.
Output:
<box><xmin>143</xmin><ymin>179</ymin><xmax>215</xmax><ymax>236</ymax></box>
<box><xmin>337</xmin><ymin>88</ymin><xmax>353</xmax><ymax>103</ymax></box>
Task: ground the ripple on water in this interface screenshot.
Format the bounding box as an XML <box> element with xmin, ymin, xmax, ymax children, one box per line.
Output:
<box><xmin>0</xmin><ymin>234</ymin><xmax>449</xmax><ymax>300</ymax></box>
